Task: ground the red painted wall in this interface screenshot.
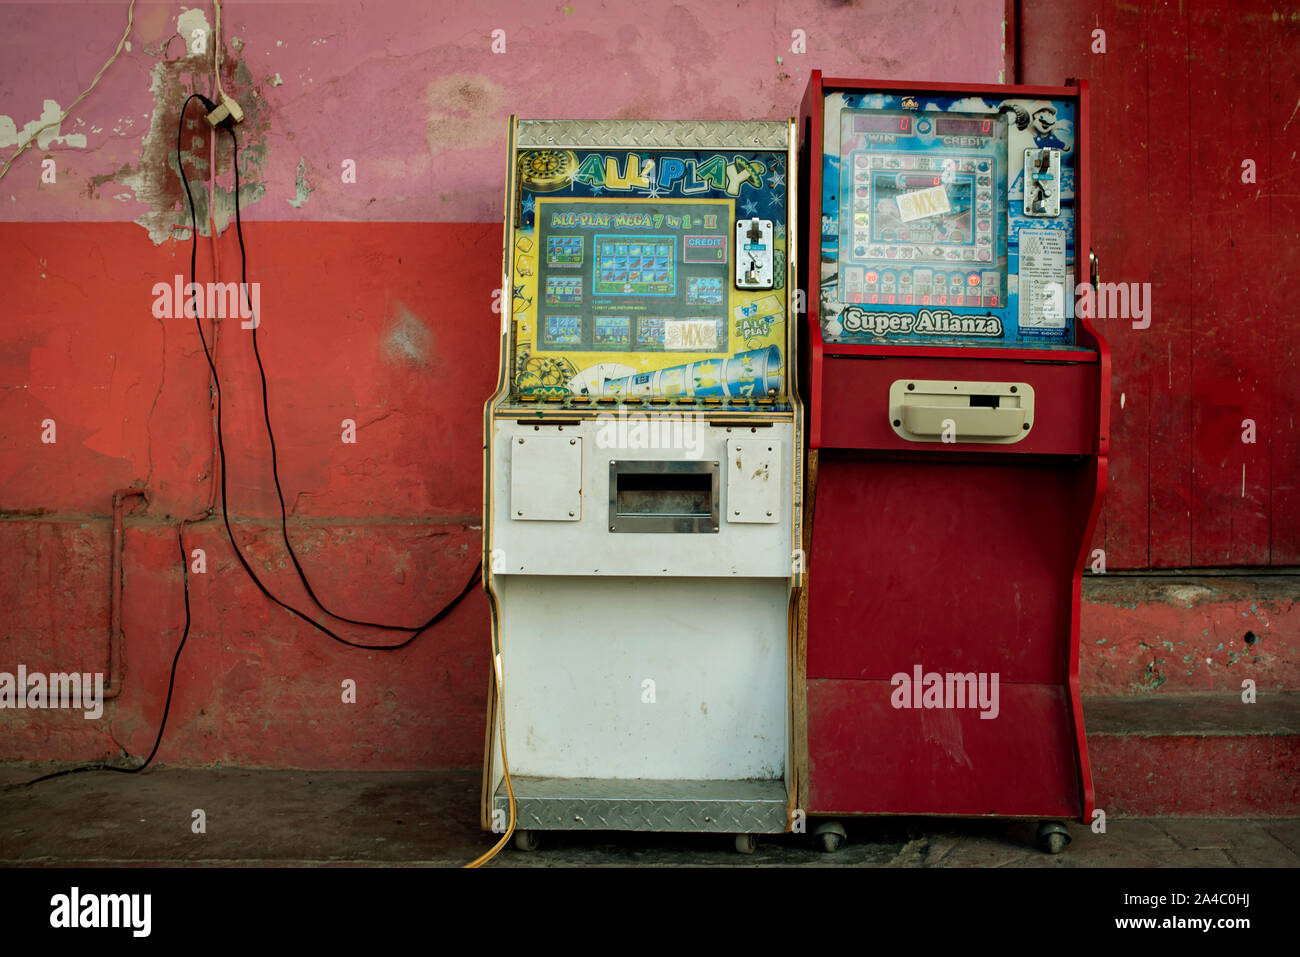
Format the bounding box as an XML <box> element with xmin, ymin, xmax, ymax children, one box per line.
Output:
<box><xmin>1</xmin><ymin>222</ymin><xmax>498</xmax><ymax>767</ymax></box>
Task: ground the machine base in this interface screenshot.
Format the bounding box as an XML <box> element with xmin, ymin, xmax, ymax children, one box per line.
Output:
<box><xmin>493</xmin><ymin>776</ymin><xmax>789</xmax><ymax>833</ymax></box>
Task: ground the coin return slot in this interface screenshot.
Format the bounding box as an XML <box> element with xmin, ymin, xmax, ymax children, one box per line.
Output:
<box><xmin>608</xmin><ymin>461</ymin><xmax>719</xmax><ymax>533</ymax></box>
<box><xmin>968</xmin><ymin>394</ymin><xmax>1000</xmax><ymax>408</ymax></box>
<box><xmin>617</xmin><ymin>472</ymin><xmax>711</xmax><ymax>515</ymax></box>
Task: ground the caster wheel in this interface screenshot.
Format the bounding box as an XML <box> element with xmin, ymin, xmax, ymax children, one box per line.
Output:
<box><xmin>734</xmin><ymin>833</ymin><xmax>758</xmax><ymax>855</ymax></box>
<box><xmin>813</xmin><ymin>820</ymin><xmax>847</xmax><ymax>853</ymax></box>
<box><xmin>819</xmin><ymin>831</ymin><xmax>844</xmax><ymax>853</ymax></box>
<box><xmin>513</xmin><ymin>829</ymin><xmax>540</xmax><ymax>852</ymax></box>
<box><xmin>1036</xmin><ymin>821</ymin><xmax>1070</xmax><ymax>855</ymax></box>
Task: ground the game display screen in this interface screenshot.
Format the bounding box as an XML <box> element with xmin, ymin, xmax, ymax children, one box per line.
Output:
<box><xmin>820</xmin><ymin>93</ymin><xmax>1079</xmax><ymax>347</ymax></box>
<box><xmin>535</xmin><ymin>200</ymin><xmax>730</xmax><ymax>354</ymax></box>
<box><xmin>838</xmin><ymin>109</ymin><xmax>1007</xmax><ymax>312</ymax></box>
<box><xmin>508</xmin><ymin>144</ymin><xmax>791</xmax><ymax>401</ymax></box>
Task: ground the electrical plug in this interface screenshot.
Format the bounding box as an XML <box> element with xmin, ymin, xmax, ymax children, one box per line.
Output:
<box><xmin>204</xmin><ymin>92</ymin><xmax>244</xmax><ymax>128</ymax></box>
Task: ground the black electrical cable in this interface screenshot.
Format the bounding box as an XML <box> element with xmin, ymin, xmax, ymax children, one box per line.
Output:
<box><xmin>7</xmin><ymin>523</ymin><xmax>194</xmax><ymax>791</ymax></box>
<box><xmin>8</xmin><ymin>92</ymin><xmax>482</xmax><ymax>793</ymax></box>
<box><xmin>227</xmin><ymin>130</ymin><xmax>467</xmax><ymax>631</ymax></box>
<box><xmin>179</xmin><ymin>97</ymin><xmax>480</xmax><ymax>650</ymax></box>
<box><xmin>7</xmin><ymin>95</ymin><xmax>478</xmax><ymax>793</ymax></box>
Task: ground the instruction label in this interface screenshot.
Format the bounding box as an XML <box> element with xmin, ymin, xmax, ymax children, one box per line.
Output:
<box><xmin>1019</xmin><ymin>228</ymin><xmax>1067</xmax><ymax>328</ymax></box>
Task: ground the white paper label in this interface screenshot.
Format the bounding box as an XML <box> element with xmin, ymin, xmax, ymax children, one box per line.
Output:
<box><xmin>896</xmin><ymin>185</ymin><xmax>951</xmax><ymax>223</ymax></box>
<box><xmin>1019</xmin><ymin>228</ymin><xmax>1068</xmax><ymax>328</ymax></box>
<box><xmin>665</xmin><ymin>319</ymin><xmax>718</xmax><ymax>351</ymax></box>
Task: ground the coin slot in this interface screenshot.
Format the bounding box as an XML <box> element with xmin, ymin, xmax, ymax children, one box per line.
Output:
<box><xmin>616</xmin><ymin>471</ymin><xmax>712</xmax><ymax>517</ymax></box>
<box><xmin>608</xmin><ymin>460</ymin><xmax>720</xmax><ymax>533</ymax></box>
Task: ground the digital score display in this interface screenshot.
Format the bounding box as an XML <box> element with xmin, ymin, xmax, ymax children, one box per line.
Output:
<box><xmin>935</xmin><ymin>116</ymin><xmax>995</xmax><ymax>137</ymax></box>
<box><xmin>854</xmin><ymin>114</ymin><xmax>913</xmax><ymax>134</ymax></box>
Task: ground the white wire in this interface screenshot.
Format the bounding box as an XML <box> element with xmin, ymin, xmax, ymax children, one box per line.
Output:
<box><xmin>0</xmin><ymin>0</ymin><xmax>137</xmax><ymax>183</ymax></box>
<box><xmin>213</xmin><ymin>0</ymin><xmax>225</xmax><ymax>98</ymax></box>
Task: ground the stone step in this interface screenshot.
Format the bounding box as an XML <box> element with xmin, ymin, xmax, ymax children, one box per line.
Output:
<box><xmin>1085</xmin><ymin>692</ymin><xmax>1300</xmax><ymax>816</ymax></box>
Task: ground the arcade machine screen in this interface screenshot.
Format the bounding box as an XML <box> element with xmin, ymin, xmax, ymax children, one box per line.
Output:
<box><xmin>822</xmin><ymin>94</ymin><xmax>1078</xmax><ymax>348</ymax></box>
<box><xmin>510</xmin><ymin>148</ymin><xmax>790</xmax><ymax>403</ymax></box>
<box><xmin>534</xmin><ymin>200</ymin><xmax>730</xmax><ymax>355</ymax></box>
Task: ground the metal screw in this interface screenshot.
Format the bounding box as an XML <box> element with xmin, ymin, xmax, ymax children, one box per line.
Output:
<box><xmin>766</xmin><ymin>510</ymin><xmax>772</xmax><ymax>516</ymax></box>
<box><xmin>568</xmin><ymin>510</ymin><xmax>575</xmax><ymax>516</ymax></box>
<box><xmin>570</xmin><ymin>438</ymin><xmax>576</xmax><ymax>444</ymax></box>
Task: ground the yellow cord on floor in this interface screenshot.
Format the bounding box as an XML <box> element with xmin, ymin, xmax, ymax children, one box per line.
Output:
<box><xmin>464</xmin><ymin>651</ymin><xmax>515</xmax><ymax>867</ymax></box>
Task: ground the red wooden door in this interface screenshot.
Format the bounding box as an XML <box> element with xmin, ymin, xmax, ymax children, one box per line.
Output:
<box><xmin>1016</xmin><ymin>0</ymin><xmax>1300</xmax><ymax>567</ymax></box>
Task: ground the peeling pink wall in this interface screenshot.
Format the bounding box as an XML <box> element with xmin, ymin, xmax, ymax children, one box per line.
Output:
<box><xmin>2</xmin><ymin>0</ymin><xmax>1006</xmax><ymax>231</ymax></box>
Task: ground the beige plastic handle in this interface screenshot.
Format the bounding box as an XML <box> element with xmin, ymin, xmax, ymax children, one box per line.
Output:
<box><xmin>889</xmin><ymin>379</ymin><xmax>1035</xmax><ymax>444</ymax></box>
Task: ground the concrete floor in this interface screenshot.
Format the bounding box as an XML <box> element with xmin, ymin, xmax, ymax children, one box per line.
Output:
<box><xmin>1</xmin><ymin>768</ymin><xmax>1297</xmax><ymax>867</ymax></box>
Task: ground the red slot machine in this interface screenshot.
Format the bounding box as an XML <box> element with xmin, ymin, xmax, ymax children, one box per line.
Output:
<box><xmin>797</xmin><ymin>73</ymin><xmax>1109</xmax><ymax>854</ymax></box>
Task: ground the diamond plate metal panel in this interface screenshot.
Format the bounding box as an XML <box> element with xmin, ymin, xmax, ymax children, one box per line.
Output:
<box><xmin>494</xmin><ymin>776</ymin><xmax>790</xmax><ymax>833</ymax></box>
<box><xmin>516</xmin><ymin>119</ymin><xmax>789</xmax><ymax>151</ymax></box>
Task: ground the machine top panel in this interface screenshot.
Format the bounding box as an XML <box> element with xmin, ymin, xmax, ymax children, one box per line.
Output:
<box><xmin>501</xmin><ymin>119</ymin><xmax>794</xmax><ymax>410</ymax></box>
<box><xmin>516</xmin><ymin>119</ymin><xmax>790</xmax><ymax>152</ymax></box>
<box><xmin>816</xmin><ymin>85</ymin><xmax>1085</xmax><ymax>350</ymax></box>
